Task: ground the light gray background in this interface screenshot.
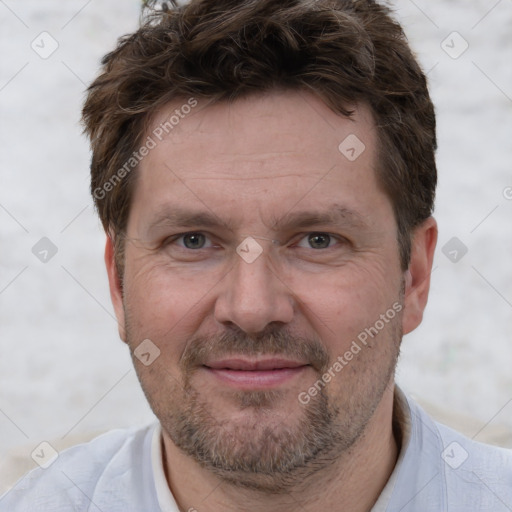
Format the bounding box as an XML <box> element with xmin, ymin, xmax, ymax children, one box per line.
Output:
<box><xmin>1</xmin><ymin>0</ymin><xmax>511</xmax><ymax>460</ymax></box>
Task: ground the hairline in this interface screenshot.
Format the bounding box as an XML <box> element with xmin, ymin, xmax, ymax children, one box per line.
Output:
<box><xmin>111</xmin><ymin>90</ymin><xmax>411</xmax><ymax>278</ymax></box>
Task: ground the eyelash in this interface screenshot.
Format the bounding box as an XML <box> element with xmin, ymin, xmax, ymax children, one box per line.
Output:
<box><xmin>166</xmin><ymin>232</ymin><xmax>347</xmax><ymax>250</ymax></box>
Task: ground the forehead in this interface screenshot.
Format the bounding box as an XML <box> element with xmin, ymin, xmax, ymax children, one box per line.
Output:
<box><xmin>128</xmin><ymin>90</ymin><xmax>388</xmax><ymax>233</ymax></box>
<box><xmin>146</xmin><ymin>91</ymin><xmax>376</xmax><ymax>170</ymax></box>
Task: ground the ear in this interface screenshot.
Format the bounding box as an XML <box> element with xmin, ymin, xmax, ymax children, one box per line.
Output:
<box><xmin>104</xmin><ymin>235</ymin><xmax>127</xmax><ymax>342</ymax></box>
<box><xmin>402</xmin><ymin>217</ymin><xmax>438</xmax><ymax>335</ymax></box>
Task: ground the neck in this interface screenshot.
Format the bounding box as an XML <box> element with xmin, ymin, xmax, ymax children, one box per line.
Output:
<box><xmin>161</xmin><ymin>386</ymin><xmax>399</xmax><ymax>512</ymax></box>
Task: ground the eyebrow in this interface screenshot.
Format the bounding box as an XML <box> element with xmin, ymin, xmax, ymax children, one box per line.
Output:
<box><xmin>147</xmin><ymin>208</ymin><xmax>234</xmax><ymax>233</ymax></box>
<box><xmin>146</xmin><ymin>205</ymin><xmax>369</xmax><ymax>234</ymax></box>
<box><xmin>274</xmin><ymin>207</ymin><xmax>370</xmax><ymax>231</ymax></box>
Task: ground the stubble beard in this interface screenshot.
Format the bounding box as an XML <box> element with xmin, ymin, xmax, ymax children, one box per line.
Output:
<box><xmin>127</xmin><ymin>317</ymin><xmax>402</xmax><ymax>493</ymax></box>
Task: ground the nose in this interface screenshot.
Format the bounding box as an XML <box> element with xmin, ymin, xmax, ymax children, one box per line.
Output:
<box><xmin>214</xmin><ymin>248</ymin><xmax>294</xmax><ymax>334</ymax></box>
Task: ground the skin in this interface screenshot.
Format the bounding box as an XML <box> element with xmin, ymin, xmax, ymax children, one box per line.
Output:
<box><xmin>105</xmin><ymin>90</ymin><xmax>437</xmax><ymax>512</ymax></box>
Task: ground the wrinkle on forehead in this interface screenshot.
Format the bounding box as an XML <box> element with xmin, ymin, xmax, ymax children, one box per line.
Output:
<box><xmin>129</xmin><ymin>91</ymin><xmax>384</xmax><ymax>240</ymax></box>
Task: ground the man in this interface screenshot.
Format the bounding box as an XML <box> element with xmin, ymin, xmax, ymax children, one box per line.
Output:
<box><xmin>2</xmin><ymin>0</ymin><xmax>511</xmax><ymax>510</ymax></box>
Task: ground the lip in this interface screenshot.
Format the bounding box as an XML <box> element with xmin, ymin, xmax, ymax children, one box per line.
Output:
<box><xmin>205</xmin><ymin>358</ymin><xmax>307</xmax><ymax>371</ymax></box>
<box><xmin>203</xmin><ymin>358</ymin><xmax>310</xmax><ymax>389</ymax></box>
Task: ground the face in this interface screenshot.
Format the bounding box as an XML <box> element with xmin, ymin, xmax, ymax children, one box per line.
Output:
<box><xmin>106</xmin><ymin>91</ymin><xmax>435</xmax><ymax>491</ymax></box>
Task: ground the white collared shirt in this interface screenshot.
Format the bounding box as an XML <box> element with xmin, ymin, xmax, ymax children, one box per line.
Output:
<box><xmin>2</xmin><ymin>389</ymin><xmax>511</xmax><ymax>511</ymax></box>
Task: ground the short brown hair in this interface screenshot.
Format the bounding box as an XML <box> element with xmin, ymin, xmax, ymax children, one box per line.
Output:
<box><xmin>82</xmin><ymin>0</ymin><xmax>437</xmax><ymax>273</ymax></box>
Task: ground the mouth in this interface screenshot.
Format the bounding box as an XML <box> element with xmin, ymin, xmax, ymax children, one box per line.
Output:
<box><xmin>202</xmin><ymin>358</ymin><xmax>310</xmax><ymax>389</ymax></box>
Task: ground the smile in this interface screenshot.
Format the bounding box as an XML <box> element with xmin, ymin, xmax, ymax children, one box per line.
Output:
<box><xmin>203</xmin><ymin>358</ymin><xmax>310</xmax><ymax>389</ymax></box>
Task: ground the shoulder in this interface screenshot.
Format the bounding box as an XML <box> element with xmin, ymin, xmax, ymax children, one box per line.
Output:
<box><xmin>407</xmin><ymin>395</ymin><xmax>512</xmax><ymax>509</ymax></box>
<box><xmin>435</xmin><ymin>420</ymin><xmax>512</xmax><ymax>490</ymax></box>
<box><xmin>0</xmin><ymin>424</ymin><xmax>158</xmax><ymax>512</ymax></box>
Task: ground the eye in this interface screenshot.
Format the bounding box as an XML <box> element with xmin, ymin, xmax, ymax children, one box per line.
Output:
<box><xmin>175</xmin><ymin>232</ymin><xmax>213</xmax><ymax>249</ymax></box>
<box><xmin>296</xmin><ymin>232</ymin><xmax>338</xmax><ymax>250</ymax></box>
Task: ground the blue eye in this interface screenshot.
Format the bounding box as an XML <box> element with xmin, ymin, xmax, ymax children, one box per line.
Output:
<box><xmin>167</xmin><ymin>232</ymin><xmax>341</xmax><ymax>252</ymax></box>
<box><xmin>297</xmin><ymin>233</ymin><xmax>336</xmax><ymax>249</ymax></box>
<box><xmin>177</xmin><ymin>233</ymin><xmax>212</xmax><ymax>249</ymax></box>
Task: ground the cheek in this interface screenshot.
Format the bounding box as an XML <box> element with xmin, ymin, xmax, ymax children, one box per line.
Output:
<box><xmin>122</xmin><ymin>258</ymin><xmax>220</xmax><ymax>351</ymax></box>
<box><xmin>288</xmin><ymin>261</ymin><xmax>401</xmax><ymax>347</ymax></box>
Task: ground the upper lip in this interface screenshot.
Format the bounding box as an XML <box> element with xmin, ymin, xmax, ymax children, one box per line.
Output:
<box><xmin>204</xmin><ymin>358</ymin><xmax>309</xmax><ymax>371</ymax></box>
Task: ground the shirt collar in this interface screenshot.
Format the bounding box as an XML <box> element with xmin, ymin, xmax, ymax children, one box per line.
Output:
<box><xmin>370</xmin><ymin>385</ymin><xmax>412</xmax><ymax>511</ymax></box>
<box><xmin>385</xmin><ymin>387</ymin><xmax>447</xmax><ymax>511</ymax></box>
<box><xmin>151</xmin><ymin>423</ymin><xmax>180</xmax><ymax>512</ymax></box>
<box><xmin>151</xmin><ymin>386</ymin><xmax>444</xmax><ymax>512</ymax></box>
